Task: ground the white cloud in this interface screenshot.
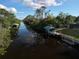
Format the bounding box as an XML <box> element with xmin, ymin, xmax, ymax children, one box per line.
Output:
<box><xmin>0</xmin><ymin>4</ymin><xmax>7</xmax><ymax>10</ymax></box>
<box><xmin>18</xmin><ymin>0</ymin><xmax>64</xmax><ymax>9</ymax></box>
<box><xmin>9</xmin><ymin>8</ymin><xmax>17</xmax><ymax>13</ymax></box>
<box><xmin>0</xmin><ymin>4</ymin><xmax>17</xmax><ymax>14</ymax></box>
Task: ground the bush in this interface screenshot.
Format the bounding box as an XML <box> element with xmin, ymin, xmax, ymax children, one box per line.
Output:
<box><xmin>0</xmin><ymin>28</ymin><xmax>11</xmax><ymax>55</ymax></box>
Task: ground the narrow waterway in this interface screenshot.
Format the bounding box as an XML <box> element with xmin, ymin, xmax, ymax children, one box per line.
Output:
<box><xmin>11</xmin><ymin>22</ymin><xmax>36</xmax><ymax>47</ymax></box>
<box><xmin>3</xmin><ymin>22</ymin><xmax>79</xmax><ymax>59</ymax></box>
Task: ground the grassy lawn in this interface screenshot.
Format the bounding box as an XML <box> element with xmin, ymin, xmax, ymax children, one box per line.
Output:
<box><xmin>57</xmin><ymin>29</ymin><xmax>79</xmax><ymax>39</ymax></box>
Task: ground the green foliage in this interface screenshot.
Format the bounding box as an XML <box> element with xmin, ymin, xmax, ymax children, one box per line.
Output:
<box><xmin>0</xmin><ymin>9</ymin><xmax>20</xmax><ymax>56</ymax></box>
<box><xmin>0</xmin><ymin>9</ymin><xmax>20</xmax><ymax>28</ymax></box>
<box><xmin>24</xmin><ymin>15</ymin><xmax>39</xmax><ymax>25</ymax></box>
<box><xmin>24</xmin><ymin>11</ymin><xmax>78</xmax><ymax>29</ymax></box>
<box><xmin>0</xmin><ymin>9</ymin><xmax>9</xmax><ymax>16</ymax></box>
<box><xmin>75</xmin><ymin>16</ymin><xmax>79</xmax><ymax>23</ymax></box>
<box><xmin>0</xmin><ymin>28</ymin><xmax>11</xmax><ymax>55</ymax></box>
<box><xmin>65</xmin><ymin>15</ymin><xmax>76</xmax><ymax>24</ymax></box>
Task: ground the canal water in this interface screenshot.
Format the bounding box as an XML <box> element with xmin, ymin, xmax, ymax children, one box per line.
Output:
<box><xmin>12</xmin><ymin>22</ymin><xmax>36</xmax><ymax>46</ymax></box>
<box><xmin>3</xmin><ymin>22</ymin><xmax>79</xmax><ymax>59</ymax></box>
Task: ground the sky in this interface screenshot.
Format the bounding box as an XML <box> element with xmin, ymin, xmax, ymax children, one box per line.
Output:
<box><xmin>0</xmin><ymin>0</ymin><xmax>79</xmax><ymax>20</ymax></box>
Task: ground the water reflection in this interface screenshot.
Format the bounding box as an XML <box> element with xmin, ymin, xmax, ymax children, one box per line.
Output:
<box><xmin>13</xmin><ymin>22</ymin><xmax>36</xmax><ymax>46</ymax></box>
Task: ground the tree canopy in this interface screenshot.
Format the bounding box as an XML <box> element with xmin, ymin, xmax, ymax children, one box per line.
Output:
<box><xmin>24</xmin><ymin>9</ymin><xmax>78</xmax><ymax>29</ymax></box>
<box><xmin>0</xmin><ymin>9</ymin><xmax>20</xmax><ymax>28</ymax></box>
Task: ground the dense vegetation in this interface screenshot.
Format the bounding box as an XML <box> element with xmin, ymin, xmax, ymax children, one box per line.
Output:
<box><xmin>0</xmin><ymin>9</ymin><xmax>20</xmax><ymax>55</ymax></box>
<box><xmin>23</xmin><ymin>6</ymin><xmax>79</xmax><ymax>40</ymax></box>
<box><xmin>24</xmin><ymin>6</ymin><xmax>79</xmax><ymax>30</ymax></box>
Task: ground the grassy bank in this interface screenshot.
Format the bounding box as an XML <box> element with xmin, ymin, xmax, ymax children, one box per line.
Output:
<box><xmin>0</xmin><ymin>28</ymin><xmax>12</xmax><ymax>55</ymax></box>
<box><xmin>0</xmin><ymin>8</ymin><xmax>20</xmax><ymax>56</ymax></box>
<box><xmin>57</xmin><ymin>29</ymin><xmax>79</xmax><ymax>39</ymax></box>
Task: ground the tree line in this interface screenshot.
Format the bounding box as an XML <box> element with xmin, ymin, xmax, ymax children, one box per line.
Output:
<box><xmin>24</xmin><ymin>7</ymin><xmax>79</xmax><ymax>29</ymax></box>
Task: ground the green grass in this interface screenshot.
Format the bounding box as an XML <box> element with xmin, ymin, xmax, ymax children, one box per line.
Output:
<box><xmin>0</xmin><ymin>48</ymin><xmax>7</xmax><ymax>55</ymax></box>
<box><xmin>0</xmin><ymin>28</ymin><xmax>11</xmax><ymax>55</ymax></box>
<box><xmin>57</xmin><ymin>29</ymin><xmax>79</xmax><ymax>39</ymax></box>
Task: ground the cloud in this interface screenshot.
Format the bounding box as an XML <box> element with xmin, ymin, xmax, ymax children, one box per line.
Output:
<box><xmin>9</xmin><ymin>8</ymin><xmax>17</xmax><ymax>13</ymax></box>
<box><xmin>0</xmin><ymin>4</ymin><xmax>17</xmax><ymax>13</ymax></box>
<box><xmin>0</xmin><ymin>4</ymin><xmax>7</xmax><ymax>10</ymax></box>
<box><xmin>18</xmin><ymin>0</ymin><xmax>64</xmax><ymax>9</ymax></box>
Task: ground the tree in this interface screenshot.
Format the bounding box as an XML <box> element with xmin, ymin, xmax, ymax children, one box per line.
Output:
<box><xmin>56</xmin><ymin>12</ymin><xmax>69</xmax><ymax>27</ymax></box>
<box><xmin>24</xmin><ymin>15</ymin><xmax>37</xmax><ymax>25</ymax></box>
<box><xmin>57</xmin><ymin>12</ymin><xmax>67</xmax><ymax>23</ymax></box>
<box><xmin>40</xmin><ymin>6</ymin><xmax>46</xmax><ymax>19</ymax></box>
<box><xmin>75</xmin><ymin>16</ymin><xmax>79</xmax><ymax>23</ymax></box>
<box><xmin>35</xmin><ymin>6</ymin><xmax>46</xmax><ymax>19</ymax></box>
<box><xmin>0</xmin><ymin>9</ymin><xmax>20</xmax><ymax>28</ymax></box>
<box><xmin>66</xmin><ymin>15</ymin><xmax>76</xmax><ymax>24</ymax></box>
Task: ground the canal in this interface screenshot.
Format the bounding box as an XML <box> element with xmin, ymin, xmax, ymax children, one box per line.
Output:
<box><xmin>2</xmin><ymin>22</ymin><xmax>79</xmax><ymax>59</ymax></box>
<box><xmin>15</xmin><ymin>22</ymin><xmax>36</xmax><ymax>46</ymax></box>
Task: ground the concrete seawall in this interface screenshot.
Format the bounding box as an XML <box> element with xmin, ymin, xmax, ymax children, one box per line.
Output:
<box><xmin>58</xmin><ymin>33</ymin><xmax>79</xmax><ymax>48</ymax></box>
